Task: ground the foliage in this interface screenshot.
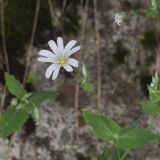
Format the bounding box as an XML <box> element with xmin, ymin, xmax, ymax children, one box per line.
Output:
<box><xmin>97</xmin><ymin>147</ymin><xmax>128</xmax><ymax>160</ymax></box>
<box><xmin>142</xmin><ymin>73</ymin><xmax>160</xmax><ymax>113</ymax></box>
<box><xmin>26</xmin><ymin>73</ymin><xmax>38</xmax><ymax>86</ymax></box>
<box><xmin>1</xmin><ymin>1</ymin><xmax>160</xmax><ymax>159</ymax></box>
<box><xmin>83</xmin><ymin>72</ymin><xmax>160</xmax><ymax>159</ymax></box>
<box><xmin>147</xmin><ymin>0</ymin><xmax>160</xmax><ymax>17</ymax></box>
<box><xmin>80</xmin><ymin>64</ymin><xmax>94</xmax><ymax>93</ymax></box>
<box><xmin>0</xmin><ymin>73</ymin><xmax>56</xmax><ymax>137</ymax></box>
<box><xmin>83</xmin><ymin>111</ymin><xmax>159</xmax><ymax>150</ymax></box>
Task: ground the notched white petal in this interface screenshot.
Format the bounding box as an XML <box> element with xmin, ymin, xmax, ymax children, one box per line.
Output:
<box><xmin>39</xmin><ymin>49</ymin><xmax>55</xmax><ymax>58</ymax></box>
<box><xmin>48</xmin><ymin>40</ymin><xmax>59</xmax><ymax>55</ymax></box>
<box><xmin>37</xmin><ymin>57</ymin><xmax>55</xmax><ymax>63</ymax></box>
<box><xmin>45</xmin><ymin>64</ymin><xmax>55</xmax><ymax>79</ymax></box>
<box><xmin>63</xmin><ymin>64</ymin><xmax>73</xmax><ymax>72</ymax></box>
<box><xmin>66</xmin><ymin>46</ymin><xmax>81</xmax><ymax>57</ymax></box>
<box><xmin>68</xmin><ymin>58</ymin><xmax>79</xmax><ymax>67</ymax></box>
<box><xmin>64</xmin><ymin>40</ymin><xmax>77</xmax><ymax>54</ymax></box>
<box><xmin>57</xmin><ymin>37</ymin><xmax>64</xmax><ymax>53</ymax></box>
<box><xmin>52</xmin><ymin>66</ymin><xmax>60</xmax><ymax>80</ymax></box>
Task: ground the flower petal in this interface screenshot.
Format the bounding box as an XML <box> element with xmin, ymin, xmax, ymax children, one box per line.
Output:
<box><xmin>37</xmin><ymin>57</ymin><xmax>56</xmax><ymax>63</ymax></box>
<box><xmin>66</xmin><ymin>46</ymin><xmax>81</xmax><ymax>57</ymax></box>
<box><xmin>48</xmin><ymin>40</ymin><xmax>60</xmax><ymax>55</ymax></box>
<box><xmin>63</xmin><ymin>64</ymin><xmax>73</xmax><ymax>72</ymax></box>
<box><xmin>68</xmin><ymin>58</ymin><xmax>79</xmax><ymax>67</ymax></box>
<box><xmin>52</xmin><ymin>66</ymin><xmax>61</xmax><ymax>80</ymax></box>
<box><xmin>57</xmin><ymin>37</ymin><xmax>64</xmax><ymax>54</ymax></box>
<box><xmin>45</xmin><ymin>64</ymin><xmax>56</xmax><ymax>79</ymax></box>
<box><xmin>64</xmin><ymin>40</ymin><xmax>77</xmax><ymax>54</ymax></box>
<box><xmin>39</xmin><ymin>49</ymin><xmax>56</xmax><ymax>58</ymax></box>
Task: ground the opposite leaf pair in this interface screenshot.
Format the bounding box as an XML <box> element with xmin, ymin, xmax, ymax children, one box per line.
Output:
<box><xmin>83</xmin><ymin>111</ymin><xmax>159</xmax><ymax>150</ymax></box>
<box><xmin>0</xmin><ymin>73</ymin><xmax>56</xmax><ymax>137</ymax></box>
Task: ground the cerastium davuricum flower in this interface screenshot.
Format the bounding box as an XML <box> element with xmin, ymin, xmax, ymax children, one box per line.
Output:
<box><xmin>38</xmin><ymin>37</ymin><xmax>80</xmax><ymax>80</ymax></box>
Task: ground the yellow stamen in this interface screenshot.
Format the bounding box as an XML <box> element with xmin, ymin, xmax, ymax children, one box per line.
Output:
<box><xmin>58</xmin><ymin>57</ymin><xmax>67</xmax><ymax>65</ymax></box>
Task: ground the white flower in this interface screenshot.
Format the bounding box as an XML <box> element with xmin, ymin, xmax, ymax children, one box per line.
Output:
<box><xmin>37</xmin><ymin>37</ymin><xmax>80</xmax><ymax>80</ymax></box>
<box><xmin>115</xmin><ymin>13</ymin><xmax>123</xmax><ymax>26</ymax></box>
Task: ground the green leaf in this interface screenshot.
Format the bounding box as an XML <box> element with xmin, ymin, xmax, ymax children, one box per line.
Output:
<box><xmin>147</xmin><ymin>73</ymin><xmax>160</xmax><ymax>103</ymax></box>
<box><xmin>22</xmin><ymin>91</ymin><xmax>56</xmax><ymax>114</ymax></box>
<box><xmin>97</xmin><ymin>147</ymin><xmax>128</xmax><ymax>160</ymax></box>
<box><xmin>0</xmin><ymin>106</ymin><xmax>28</xmax><ymax>137</ymax></box>
<box><xmin>5</xmin><ymin>73</ymin><xmax>27</xmax><ymax>99</ymax></box>
<box><xmin>82</xmin><ymin>63</ymin><xmax>87</xmax><ymax>82</ymax></box>
<box><xmin>119</xmin><ymin>11</ymin><xmax>126</xmax><ymax>18</ymax></box>
<box><xmin>81</xmin><ymin>82</ymin><xmax>94</xmax><ymax>93</ymax></box>
<box><xmin>142</xmin><ymin>100</ymin><xmax>160</xmax><ymax>113</ymax></box>
<box><xmin>26</xmin><ymin>73</ymin><xmax>38</xmax><ymax>86</ymax></box>
<box><xmin>28</xmin><ymin>91</ymin><xmax>56</xmax><ymax>106</ymax></box>
<box><xmin>149</xmin><ymin>72</ymin><xmax>160</xmax><ymax>91</ymax></box>
<box><xmin>0</xmin><ymin>91</ymin><xmax>56</xmax><ymax>137</ymax></box>
<box><xmin>152</xmin><ymin>0</ymin><xmax>157</xmax><ymax>10</ymax></box>
<box><xmin>32</xmin><ymin>106</ymin><xmax>40</xmax><ymax>125</ymax></box>
<box><xmin>81</xmin><ymin>64</ymin><xmax>94</xmax><ymax>93</ymax></box>
<box><xmin>147</xmin><ymin>9</ymin><xmax>158</xmax><ymax>17</ymax></box>
<box><xmin>83</xmin><ymin>111</ymin><xmax>121</xmax><ymax>141</ymax></box>
<box><xmin>157</xmin><ymin>0</ymin><xmax>160</xmax><ymax>8</ymax></box>
<box><xmin>148</xmin><ymin>86</ymin><xmax>160</xmax><ymax>102</ymax></box>
<box><xmin>116</xmin><ymin>128</ymin><xmax>159</xmax><ymax>149</ymax></box>
<box><xmin>97</xmin><ymin>149</ymin><xmax>110</xmax><ymax>160</ymax></box>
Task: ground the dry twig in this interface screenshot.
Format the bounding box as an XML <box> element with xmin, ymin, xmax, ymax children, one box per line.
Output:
<box><xmin>48</xmin><ymin>0</ymin><xmax>60</xmax><ymax>28</ymax></box>
<box><xmin>62</xmin><ymin>0</ymin><xmax>67</xmax><ymax>12</ymax></box>
<box><xmin>0</xmin><ymin>0</ymin><xmax>9</xmax><ymax>110</ymax></box>
<box><xmin>0</xmin><ymin>0</ymin><xmax>9</xmax><ymax>72</ymax></box>
<box><xmin>23</xmin><ymin>0</ymin><xmax>41</xmax><ymax>85</ymax></box>
<box><xmin>93</xmin><ymin>0</ymin><xmax>102</xmax><ymax>109</ymax></box>
<box><xmin>74</xmin><ymin>0</ymin><xmax>89</xmax><ymax>141</ymax></box>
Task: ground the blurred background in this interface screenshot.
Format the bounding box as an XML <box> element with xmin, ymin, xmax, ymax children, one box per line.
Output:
<box><xmin>0</xmin><ymin>0</ymin><xmax>160</xmax><ymax>159</ymax></box>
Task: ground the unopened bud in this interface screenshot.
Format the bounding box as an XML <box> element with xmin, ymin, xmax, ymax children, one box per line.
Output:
<box><xmin>11</xmin><ymin>98</ymin><xmax>18</xmax><ymax>106</ymax></box>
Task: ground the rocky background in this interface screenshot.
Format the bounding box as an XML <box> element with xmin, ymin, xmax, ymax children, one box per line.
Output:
<box><xmin>0</xmin><ymin>0</ymin><xmax>160</xmax><ymax>159</ymax></box>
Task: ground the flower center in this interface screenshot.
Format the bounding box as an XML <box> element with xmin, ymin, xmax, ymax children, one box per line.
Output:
<box><xmin>58</xmin><ymin>57</ymin><xmax>67</xmax><ymax>65</ymax></box>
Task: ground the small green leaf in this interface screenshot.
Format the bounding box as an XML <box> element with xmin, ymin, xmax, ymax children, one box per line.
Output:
<box><xmin>142</xmin><ymin>100</ymin><xmax>160</xmax><ymax>113</ymax></box>
<box><xmin>5</xmin><ymin>73</ymin><xmax>27</xmax><ymax>99</ymax></box>
<box><xmin>97</xmin><ymin>148</ymin><xmax>111</xmax><ymax>160</ymax></box>
<box><xmin>149</xmin><ymin>72</ymin><xmax>160</xmax><ymax>91</ymax></box>
<box><xmin>28</xmin><ymin>91</ymin><xmax>56</xmax><ymax>106</ymax></box>
<box><xmin>116</xmin><ymin>128</ymin><xmax>159</xmax><ymax>149</ymax></box>
<box><xmin>147</xmin><ymin>9</ymin><xmax>158</xmax><ymax>17</ymax></box>
<box><xmin>152</xmin><ymin>0</ymin><xmax>157</xmax><ymax>10</ymax></box>
<box><xmin>81</xmin><ymin>82</ymin><xmax>94</xmax><ymax>92</ymax></box>
<box><xmin>82</xmin><ymin>63</ymin><xmax>87</xmax><ymax>82</ymax></box>
<box><xmin>148</xmin><ymin>86</ymin><xmax>160</xmax><ymax>102</ymax></box>
<box><xmin>32</xmin><ymin>106</ymin><xmax>40</xmax><ymax>125</ymax></box>
<box><xmin>119</xmin><ymin>11</ymin><xmax>126</xmax><ymax>18</ymax></box>
<box><xmin>22</xmin><ymin>91</ymin><xmax>56</xmax><ymax>114</ymax></box>
<box><xmin>83</xmin><ymin>111</ymin><xmax>121</xmax><ymax>141</ymax></box>
<box><xmin>0</xmin><ymin>107</ymin><xmax>28</xmax><ymax>137</ymax></box>
<box><xmin>26</xmin><ymin>73</ymin><xmax>38</xmax><ymax>86</ymax></box>
<box><xmin>97</xmin><ymin>147</ymin><xmax>128</xmax><ymax>160</ymax></box>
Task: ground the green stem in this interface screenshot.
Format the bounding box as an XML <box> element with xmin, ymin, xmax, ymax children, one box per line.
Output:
<box><xmin>129</xmin><ymin>113</ymin><xmax>145</xmax><ymax>128</ymax></box>
<box><xmin>120</xmin><ymin>150</ymin><xmax>129</xmax><ymax>160</ymax></box>
<box><xmin>4</xmin><ymin>136</ymin><xmax>13</xmax><ymax>160</ymax></box>
<box><xmin>113</xmin><ymin>143</ymin><xmax>121</xmax><ymax>160</ymax></box>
